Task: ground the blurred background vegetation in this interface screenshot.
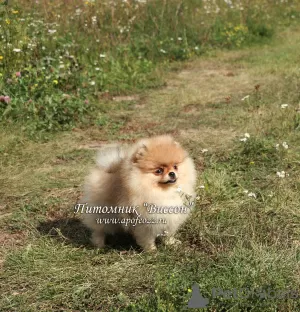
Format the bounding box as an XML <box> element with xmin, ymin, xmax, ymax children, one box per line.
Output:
<box><xmin>1</xmin><ymin>0</ymin><xmax>300</xmax><ymax>134</ymax></box>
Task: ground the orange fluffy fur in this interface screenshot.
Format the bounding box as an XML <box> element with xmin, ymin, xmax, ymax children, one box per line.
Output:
<box><xmin>80</xmin><ymin>135</ymin><xmax>197</xmax><ymax>251</ymax></box>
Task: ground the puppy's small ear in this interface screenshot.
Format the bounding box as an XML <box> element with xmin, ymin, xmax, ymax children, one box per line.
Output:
<box><xmin>131</xmin><ymin>144</ymin><xmax>148</xmax><ymax>163</ymax></box>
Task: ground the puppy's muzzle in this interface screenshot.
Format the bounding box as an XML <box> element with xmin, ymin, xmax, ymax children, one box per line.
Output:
<box><xmin>169</xmin><ymin>172</ymin><xmax>176</xmax><ymax>179</ymax></box>
<box><xmin>162</xmin><ymin>172</ymin><xmax>177</xmax><ymax>184</ymax></box>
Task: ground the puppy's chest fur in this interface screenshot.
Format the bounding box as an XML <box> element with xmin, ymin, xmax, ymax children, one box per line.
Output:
<box><xmin>122</xmin><ymin>186</ymin><xmax>191</xmax><ymax>233</ymax></box>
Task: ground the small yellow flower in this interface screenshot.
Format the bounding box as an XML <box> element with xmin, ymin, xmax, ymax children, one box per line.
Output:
<box><xmin>0</xmin><ymin>56</ymin><xmax>3</xmax><ymax>60</ymax></box>
<box><xmin>12</xmin><ymin>10</ymin><xmax>19</xmax><ymax>14</ymax></box>
<box><xmin>5</xmin><ymin>19</ymin><xmax>10</xmax><ymax>25</ymax></box>
<box><xmin>85</xmin><ymin>0</ymin><xmax>95</xmax><ymax>5</ymax></box>
<box><xmin>53</xmin><ymin>79</ymin><xmax>58</xmax><ymax>85</ymax></box>
<box><xmin>188</xmin><ymin>288</ymin><xmax>192</xmax><ymax>293</ymax></box>
<box><xmin>250</xmin><ymin>161</ymin><xmax>255</xmax><ymax>165</ymax></box>
<box><xmin>34</xmin><ymin>84</ymin><xmax>38</xmax><ymax>87</ymax></box>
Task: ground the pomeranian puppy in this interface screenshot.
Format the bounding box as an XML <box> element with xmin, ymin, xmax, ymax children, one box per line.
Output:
<box><xmin>79</xmin><ymin>135</ymin><xmax>197</xmax><ymax>251</ymax></box>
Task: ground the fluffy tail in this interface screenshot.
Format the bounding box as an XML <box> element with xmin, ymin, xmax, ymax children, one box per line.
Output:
<box><xmin>96</xmin><ymin>145</ymin><xmax>126</xmax><ymax>172</ymax></box>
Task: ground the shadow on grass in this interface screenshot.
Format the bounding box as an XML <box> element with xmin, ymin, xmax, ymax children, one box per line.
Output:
<box><xmin>37</xmin><ymin>218</ymin><xmax>140</xmax><ymax>251</ymax></box>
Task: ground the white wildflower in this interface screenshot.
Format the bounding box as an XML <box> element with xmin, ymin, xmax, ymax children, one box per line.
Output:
<box><xmin>13</xmin><ymin>48</ymin><xmax>21</xmax><ymax>52</ymax></box>
<box><xmin>281</xmin><ymin>104</ymin><xmax>288</xmax><ymax>108</ymax></box>
<box><xmin>276</xmin><ymin>171</ymin><xmax>289</xmax><ymax>178</ymax></box>
<box><xmin>201</xmin><ymin>149</ymin><xmax>208</xmax><ymax>153</ymax></box>
<box><xmin>199</xmin><ymin>185</ymin><xmax>205</xmax><ymax>189</ymax></box>
<box><xmin>75</xmin><ymin>8</ymin><xmax>82</xmax><ymax>16</ymax></box>
<box><xmin>48</xmin><ymin>29</ymin><xmax>57</xmax><ymax>34</ymax></box>
<box><xmin>276</xmin><ymin>142</ymin><xmax>289</xmax><ymax>150</ymax></box>
<box><xmin>240</xmin><ymin>133</ymin><xmax>250</xmax><ymax>142</ymax></box>
<box><xmin>224</xmin><ymin>0</ymin><xmax>233</xmax><ymax>5</ymax></box>
<box><xmin>90</xmin><ymin>81</ymin><xmax>95</xmax><ymax>86</ymax></box>
<box><xmin>100</xmin><ymin>54</ymin><xmax>106</xmax><ymax>58</ymax></box>
<box><xmin>243</xmin><ymin>190</ymin><xmax>256</xmax><ymax>198</ymax></box>
<box><xmin>160</xmin><ymin>49</ymin><xmax>166</xmax><ymax>54</ymax></box>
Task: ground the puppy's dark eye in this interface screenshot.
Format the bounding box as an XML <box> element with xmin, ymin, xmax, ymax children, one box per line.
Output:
<box><xmin>174</xmin><ymin>165</ymin><xmax>178</xmax><ymax>170</ymax></box>
<box><xmin>155</xmin><ymin>168</ymin><xmax>164</xmax><ymax>175</ymax></box>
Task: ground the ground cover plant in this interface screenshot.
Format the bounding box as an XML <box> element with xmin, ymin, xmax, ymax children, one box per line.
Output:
<box><xmin>1</xmin><ymin>0</ymin><xmax>300</xmax><ymax>311</ymax></box>
<box><xmin>1</xmin><ymin>0</ymin><xmax>299</xmax><ymax>135</ymax></box>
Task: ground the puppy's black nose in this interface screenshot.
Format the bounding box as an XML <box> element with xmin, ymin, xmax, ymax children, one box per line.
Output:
<box><xmin>169</xmin><ymin>172</ymin><xmax>176</xmax><ymax>179</ymax></box>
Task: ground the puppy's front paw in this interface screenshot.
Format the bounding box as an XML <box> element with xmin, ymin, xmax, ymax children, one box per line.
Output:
<box><xmin>135</xmin><ymin>235</ymin><xmax>157</xmax><ymax>252</ymax></box>
<box><xmin>144</xmin><ymin>244</ymin><xmax>157</xmax><ymax>253</ymax></box>
<box><xmin>91</xmin><ymin>232</ymin><xmax>105</xmax><ymax>248</ymax></box>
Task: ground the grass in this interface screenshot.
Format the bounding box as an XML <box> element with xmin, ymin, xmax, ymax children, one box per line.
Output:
<box><xmin>1</xmin><ymin>1</ymin><xmax>300</xmax><ymax>311</ymax></box>
<box><xmin>1</xmin><ymin>0</ymin><xmax>300</xmax><ymax>135</ymax></box>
